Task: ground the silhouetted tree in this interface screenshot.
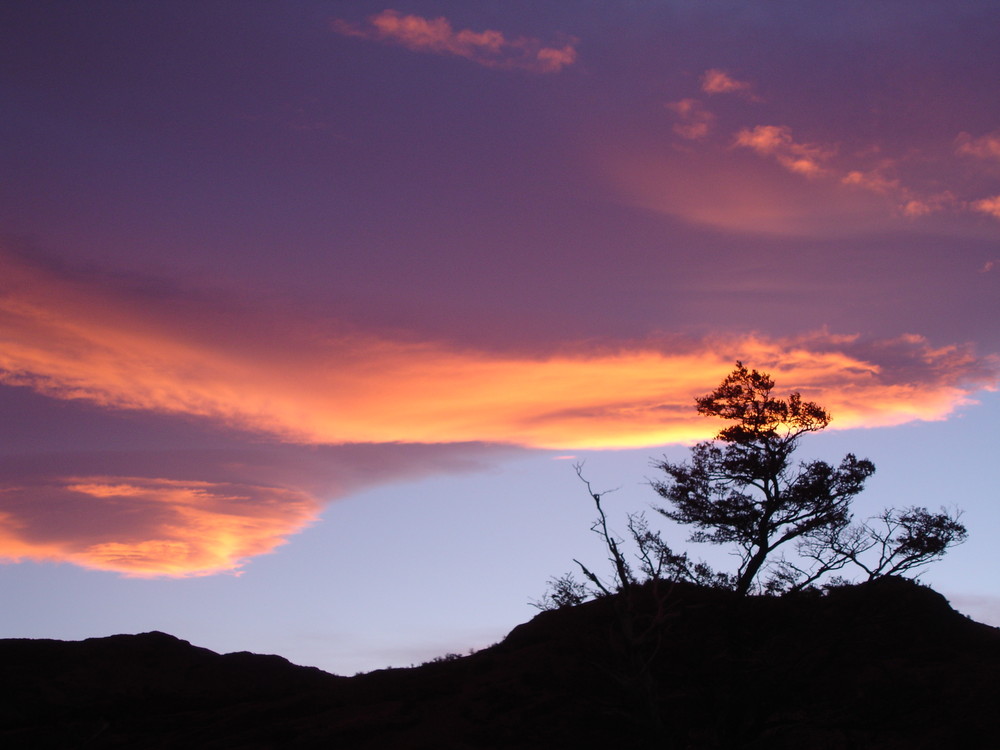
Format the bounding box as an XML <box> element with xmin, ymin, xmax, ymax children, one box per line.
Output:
<box><xmin>790</xmin><ymin>505</ymin><xmax>968</xmax><ymax>587</ymax></box>
<box><xmin>538</xmin><ymin>362</ymin><xmax>967</xmax><ymax>604</ymax></box>
<box><xmin>564</xmin><ymin>464</ymin><xmax>674</xmax><ymax>741</ymax></box>
<box><xmin>530</xmin><ymin>572</ymin><xmax>589</xmax><ymax>611</ymax></box>
<box><xmin>651</xmin><ymin>362</ymin><xmax>965</xmax><ymax>594</ymax></box>
<box><xmin>651</xmin><ymin>363</ymin><xmax>873</xmax><ymax>594</ymax></box>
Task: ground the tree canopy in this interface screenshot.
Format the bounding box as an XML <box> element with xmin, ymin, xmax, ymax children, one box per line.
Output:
<box><xmin>537</xmin><ymin>362</ymin><xmax>968</xmax><ymax>608</ymax></box>
<box><xmin>652</xmin><ymin>362</ymin><xmax>876</xmax><ymax>594</ymax></box>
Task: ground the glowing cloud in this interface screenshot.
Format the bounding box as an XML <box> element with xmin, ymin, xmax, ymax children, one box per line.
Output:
<box><xmin>956</xmin><ymin>130</ymin><xmax>1000</xmax><ymax>161</ymax></box>
<box><xmin>734</xmin><ymin>125</ymin><xmax>834</xmax><ymax>178</ymax></box>
<box><xmin>842</xmin><ymin>169</ymin><xmax>900</xmax><ymax>195</ymax></box>
<box><xmin>0</xmin><ymin>476</ymin><xmax>319</xmax><ymax>577</ymax></box>
<box><xmin>608</xmin><ymin>70</ymin><xmax>999</xmax><ymax>233</ymax></box>
<box><xmin>899</xmin><ymin>191</ymin><xmax>958</xmax><ymax>218</ymax></box>
<box><xmin>666</xmin><ymin>99</ymin><xmax>715</xmax><ymax>139</ymax></box>
<box><xmin>841</xmin><ymin>169</ymin><xmax>963</xmax><ymax>221</ymax></box>
<box><xmin>1</xmin><ymin>252</ymin><xmax>996</xmax><ymax>577</ymax></box>
<box><xmin>0</xmin><ymin>252</ymin><xmax>995</xmax><ymax>453</ymax></box>
<box><xmin>0</xmin><ymin>442</ymin><xmax>513</xmax><ymax>577</ymax></box>
<box><xmin>971</xmin><ymin>195</ymin><xmax>1000</xmax><ymax>219</ymax></box>
<box><xmin>331</xmin><ymin>10</ymin><xmax>577</xmax><ymax>73</ymax></box>
<box><xmin>701</xmin><ymin>69</ymin><xmax>758</xmax><ymax>99</ymax></box>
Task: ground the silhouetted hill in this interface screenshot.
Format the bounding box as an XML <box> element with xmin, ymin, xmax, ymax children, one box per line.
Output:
<box><xmin>3</xmin><ymin>577</ymin><xmax>998</xmax><ymax>748</ymax></box>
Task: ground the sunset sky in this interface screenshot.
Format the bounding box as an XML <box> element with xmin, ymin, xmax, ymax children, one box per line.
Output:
<box><xmin>2</xmin><ymin>1</ymin><xmax>999</xmax><ymax>674</ymax></box>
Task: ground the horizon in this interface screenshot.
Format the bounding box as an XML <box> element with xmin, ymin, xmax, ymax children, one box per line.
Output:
<box><xmin>1</xmin><ymin>2</ymin><xmax>998</xmax><ymax>675</ymax></box>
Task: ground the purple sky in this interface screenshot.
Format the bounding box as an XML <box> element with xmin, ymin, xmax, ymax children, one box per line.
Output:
<box><xmin>1</xmin><ymin>2</ymin><xmax>998</xmax><ymax>672</ymax></box>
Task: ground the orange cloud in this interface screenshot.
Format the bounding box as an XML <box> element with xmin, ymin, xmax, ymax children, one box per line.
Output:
<box><xmin>0</xmin><ymin>477</ymin><xmax>319</xmax><ymax>577</ymax></box>
<box><xmin>666</xmin><ymin>99</ymin><xmax>715</xmax><ymax>139</ymax></box>
<box><xmin>331</xmin><ymin>10</ymin><xmax>577</xmax><ymax>73</ymax></box>
<box><xmin>701</xmin><ymin>69</ymin><xmax>758</xmax><ymax>99</ymax></box>
<box><xmin>734</xmin><ymin>125</ymin><xmax>835</xmax><ymax>178</ymax></box>
<box><xmin>0</xmin><ymin>442</ymin><xmax>518</xmax><ymax>577</ymax></box>
<box><xmin>1</xmin><ymin>251</ymin><xmax>995</xmax><ymax>453</ymax></box>
<box><xmin>956</xmin><ymin>130</ymin><xmax>1000</xmax><ymax>161</ymax></box>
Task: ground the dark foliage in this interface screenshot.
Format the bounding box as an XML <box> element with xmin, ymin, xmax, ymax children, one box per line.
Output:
<box><xmin>649</xmin><ymin>362</ymin><xmax>965</xmax><ymax>594</ymax></box>
<box><xmin>538</xmin><ymin>364</ymin><xmax>966</xmax><ymax>607</ymax></box>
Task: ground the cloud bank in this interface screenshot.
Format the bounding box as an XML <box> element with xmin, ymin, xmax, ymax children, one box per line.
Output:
<box><xmin>1</xmin><ymin>251</ymin><xmax>995</xmax><ymax>577</ymax></box>
<box><xmin>1</xmin><ymin>251</ymin><xmax>995</xmax><ymax>451</ymax></box>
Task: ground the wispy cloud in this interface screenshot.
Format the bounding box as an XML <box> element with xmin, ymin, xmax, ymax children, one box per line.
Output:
<box><xmin>901</xmin><ymin>192</ymin><xmax>959</xmax><ymax>217</ymax></box>
<box><xmin>331</xmin><ymin>10</ymin><xmax>577</xmax><ymax>73</ymax></box>
<box><xmin>701</xmin><ymin>69</ymin><xmax>759</xmax><ymax>100</ymax></box>
<box><xmin>651</xmin><ymin>70</ymin><xmax>999</xmax><ymax>229</ymax></box>
<box><xmin>956</xmin><ymin>130</ymin><xmax>1000</xmax><ymax>161</ymax></box>
<box><xmin>734</xmin><ymin>125</ymin><xmax>835</xmax><ymax>178</ymax></box>
<box><xmin>1</xmin><ymin>251</ymin><xmax>994</xmax><ymax>452</ymax></box>
<box><xmin>971</xmin><ymin>195</ymin><xmax>1000</xmax><ymax>219</ymax></box>
<box><xmin>666</xmin><ymin>99</ymin><xmax>715</xmax><ymax>139</ymax></box>
<box><xmin>729</xmin><ymin>129</ymin><xmax>967</xmax><ymax>222</ymax></box>
<box><xmin>841</xmin><ymin>169</ymin><xmax>900</xmax><ymax>195</ymax></box>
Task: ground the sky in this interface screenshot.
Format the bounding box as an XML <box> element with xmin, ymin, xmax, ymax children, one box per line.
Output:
<box><xmin>1</xmin><ymin>1</ymin><xmax>999</xmax><ymax>674</ymax></box>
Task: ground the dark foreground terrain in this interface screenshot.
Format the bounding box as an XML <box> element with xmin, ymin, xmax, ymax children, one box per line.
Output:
<box><xmin>2</xmin><ymin>577</ymin><xmax>998</xmax><ymax>749</ymax></box>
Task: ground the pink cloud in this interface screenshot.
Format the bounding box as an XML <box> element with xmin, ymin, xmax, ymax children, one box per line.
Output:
<box><xmin>841</xmin><ymin>169</ymin><xmax>900</xmax><ymax>194</ymax></box>
<box><xmin>971</xmin><ymin>195</ymin><xmax>1000</xmax><ymax>219</ymax></box>
<box><xmin>331</xmin><ymin>10</ymin><xmax>577</xmax><ymax>73</ymax></box>
<box><xmin>840</xmin><ymin>167</ymin><xmax>964</xmax><ymax>221</ymax></box>
<box><xmin>734</xmin><ymin>125</ymin><xmax>835</xmax><ymax>178</ymax></box>
<box><xmin>603</xmin><ymin>141</ymin><xmax>897</xmax><ymax>235</ymax></box>
<box><xmin>666</xmin><ymin>98</ymin><xmax>715</xmax><ymax>139</ymax></box>
<box><xmin>701</xmin><ymin>68</ymin><xmax>758</xmax><ymax>99</ymax></box>
<box><xmin>900</xmin><ymin>192</ymin><xmax>958</xmax><ymax>218</ymax></box>
<box><xmin>956</xmin><ymin>130</ymin><xmax>1000</xmax><ymax>161</ymax></box>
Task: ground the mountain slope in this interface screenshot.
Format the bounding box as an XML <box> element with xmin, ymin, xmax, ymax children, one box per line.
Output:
<box><xmin>3</xmin><ymin>577</ymin><xmax>998</xmax><ymax>748</ymax></box>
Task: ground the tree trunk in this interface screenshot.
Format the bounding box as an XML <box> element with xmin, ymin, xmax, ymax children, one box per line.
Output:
<box><xmin>736</xmin><ymin>545</ymin><xmax>770</xmax><ymax>595</ymax></box>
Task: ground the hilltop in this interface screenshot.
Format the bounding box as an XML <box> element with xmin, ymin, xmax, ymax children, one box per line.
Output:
<box><xmin>2</xmin><ymin>577</ymin><xmax>998</xmax><ymax>748</ymax></box>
